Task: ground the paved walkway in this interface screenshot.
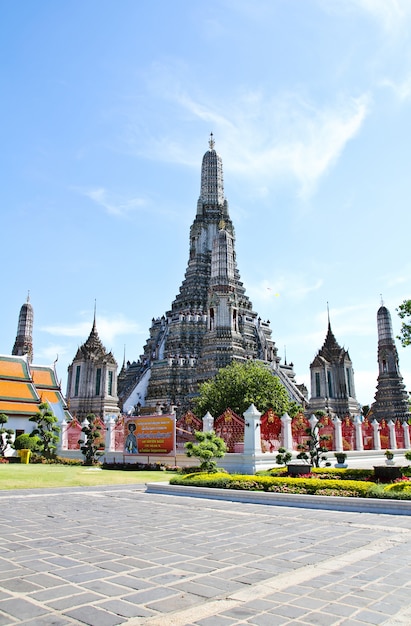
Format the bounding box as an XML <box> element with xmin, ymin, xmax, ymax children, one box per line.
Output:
<box><xmin>0</xmin><ymin>484</ymin><xmax>411</xmax><ymax>626</ymax></box>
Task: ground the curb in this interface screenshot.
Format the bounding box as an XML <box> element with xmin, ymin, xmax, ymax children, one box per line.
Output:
<box><xmin>146</xmin><ymin>482</ymin><xmax>411</xmax><ymax>516</ymax></box>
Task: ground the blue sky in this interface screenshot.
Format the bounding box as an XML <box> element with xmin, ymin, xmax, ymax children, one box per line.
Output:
<box><xmin>2</xmin><ymin>0</ymin><xmax>411</xmax><ymax>408</ymax></box>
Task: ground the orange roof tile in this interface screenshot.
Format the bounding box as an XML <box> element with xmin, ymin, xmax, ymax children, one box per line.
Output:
<box><xmin>31</xmin><ymin>366</ymin><xmax>56</xmax><ymax>388</ymax></box>
<box><xmin>0</xmin><ymin>356</ymin><xmax>30</xmax><ymax>380</ymax></box>
<box><xmin>0</xmin><ymin>380</ymin><xmax>39</xmax><ymax>401</ymax></box>
<box><xmin>0</xmin><ymin>400</ymin><xmax>39</xmax><ymax>415</ymax></box>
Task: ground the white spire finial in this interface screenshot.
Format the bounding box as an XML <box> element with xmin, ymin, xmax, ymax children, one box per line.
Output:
<box><xmin>209</xmin><ymin>132</ymin><xmax>215</xmax><ymax>150</ymax></box>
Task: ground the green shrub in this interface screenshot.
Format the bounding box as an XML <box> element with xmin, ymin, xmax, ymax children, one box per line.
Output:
<box><xmin>13</xmin><ymin>433</ymin><xmax>40</xmax><ymax>451</ymax></box>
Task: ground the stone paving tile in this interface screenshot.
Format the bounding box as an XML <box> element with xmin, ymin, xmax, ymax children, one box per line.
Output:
<box><xmin>172</xmin><ymin>580</ymin><xmax>225</xmax><ymax>599</ymax></box>
<box><xmin>0</xmin><ymin>598</ymin><xmax>48</xmax><ymax>621</ymax></box>
<box><xmin>194</xmin><ymin>616</ymin><xmax>237</xmax><ymax>625</ymax></box>
<box><xmin>147</xmin><ymin>591</ymin><xmax>204</xmax><ymax>613</ymax></box>
<box><xmin>108</xmin><ymin>574</ymin><xmax>153</xmax><ymax>592</ymax></box>
<box><xmin>246</xmin><ymin>614</ymin><xmax>290</xmax><ymax>626</ymax></box>
<box><xmin>298</xmin><ymin>610</ymin><xmax>342</xmax><ymax>625</ymax></box>
<box><xmin>46</xmin><ymin>591</ymin><xmax>104</xmax><ymax>610</ymax></box>
<box><xmin>354</xmin><ymin>609</ymin><xmax>393</xmax><ymax>624</ymax></box>
<box><xmin>64</xmin><ymin>605</ymin><xmax>126</xmax><ymax>626</ymax></box>
<box><xmin>19</xmin><ymin>616</ymin><xmax>73</xmax><ymax>626</ymax></box>
<box><xmin>28</xmin><ymin>583</ymin><xmax>85</xmax><ymax>602</ymax></box>
<box><xmin>0</xmin><ymin>613</ymin><xmax>17</xmax><ymax>626</ymax></box>
<box><xmin>97</xmin><ymin>598</ymin><xmax>155</xmax><ymax>618</ymax></box>
<box><xmin>0</xmin><ymin>578</ymin><xmax>42</xmax><ymax>593</ymax></box>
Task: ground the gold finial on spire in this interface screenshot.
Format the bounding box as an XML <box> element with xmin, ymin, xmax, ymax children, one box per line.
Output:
<box><xmin>209</xmin><ymin>132</ymin><xmax>215</xmax><ymax>150</ymax></box>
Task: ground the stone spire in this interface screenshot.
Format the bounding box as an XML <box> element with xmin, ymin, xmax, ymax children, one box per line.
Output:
<box><xmin>199</xmin><ymin>132</ymin><xmax>225</xmax><ymax>208</ymax></box>
<box><xmin>371</xmin><ymin>303</ymin><xmax>410</xmax><ymax>423</ymax></box>
<box><xmin>12</xmin><ymin>293</ymin><xmax>34</xmax><ymax>363</ymax></box>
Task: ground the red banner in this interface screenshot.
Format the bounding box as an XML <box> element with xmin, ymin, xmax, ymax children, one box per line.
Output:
<box><xmin>125</xmin><ymin>415</ymin><xmax>175</xmax><ymax>455</ymax></box>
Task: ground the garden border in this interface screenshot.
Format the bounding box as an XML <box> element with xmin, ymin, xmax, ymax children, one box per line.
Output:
<box><xmin>146</xmin><ymin>481</ymin><xmax>411</xmax><ymax>516</ymax></box>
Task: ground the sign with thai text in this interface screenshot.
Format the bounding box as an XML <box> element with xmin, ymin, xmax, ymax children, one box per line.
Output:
<box><xmin>124</xmin><ymin>415</ymin><xmax>175</xmax><ymax>455</ymax></box>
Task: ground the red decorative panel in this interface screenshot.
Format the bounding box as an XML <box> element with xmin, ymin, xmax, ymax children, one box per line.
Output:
<box><xmin>214</xmin><ymin>408</ymin><xmax>244</xmax><ymax>453</ymax></box>
<box><xmin>380</xmin><ymin>419</ymin><xmax>389</xmax><ymax>449</ymax></box>
<box><xmin>114</xmin><ymin>415</ymin><xmax>125</xmax><ymax>452</ymax></box>
<box><xmin>362</xmin><ymin>418</ymin><xmax>373</xmax><ymax>450</ymax></box>
<box><xmin>291</xmin><ymin>413</ymin><xmax>310</xmax><ymax>451</ymax></box>
<box><xmin>395</xmin><ymin>419</ymin><xmax>405</xmax><ymax>449</ymax></box>
<box><xmin>318</xmin><ymin>415</ymin><xmax>334</xmax><ymax>451</ymax></box>
<box><xmin>95</xmin><ymin>417</ymin><xmax>106</xmax><ymax>449</ymax></box>
<box><xmin>341</xmin><ymin>415</ymin><xmax>355</xmax><ymax>451</ymax></box>
<box><xmin>260</xmin><ymin>409</ymin><xmax>281</xmax><ymax>452</ymax></box>
<box><xmin>176</xmin><ymin>411</ymin><xmax>202</xmax><ymax>450</ymax></box>
<box><xmin>66</xmin><ymin>418</ymin><xmax>81</xmax><ymax>450</ymax></box>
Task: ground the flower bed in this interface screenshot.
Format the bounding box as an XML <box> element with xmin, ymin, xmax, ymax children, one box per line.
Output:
<box><xmin>170</xmin><ymin>470</ymin><xmax>411</xmax><ymax>500</ymax></box>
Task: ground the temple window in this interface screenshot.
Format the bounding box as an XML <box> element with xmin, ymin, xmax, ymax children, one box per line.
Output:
<box><xmin>74</xmin><ymin>365</ymin><xmax>81</xmax><ymax>396</ymax></box>
<box><xmin>95</xmin><ymin>368</ymin><xmax>101</xmax><ymax>396</ymax></box>
<box><xmin>315</xmin><ymin>372</ymin><xmax>321</xmax><ymax>397</ymax></box>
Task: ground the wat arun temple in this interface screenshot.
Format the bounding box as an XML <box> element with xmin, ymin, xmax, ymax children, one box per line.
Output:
<box><xmin>4</xmin><ymin>136</ymin><xmax>410</xmax><ymax>428</ymax></box>
<box><xmin>117</xmin><ymin>135</ymin><xmax>307</xmax><ymax>415</ymax></box>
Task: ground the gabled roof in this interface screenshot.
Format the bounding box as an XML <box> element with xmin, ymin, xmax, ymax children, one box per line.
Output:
<box><xmin>311</xmin><ymin>322</ymin><xmax>351</xmax><ymax>367</ymax></box>
<box><xmin>73</xmin><ymin>319</ymin><xmax>117</xmax><ymax>365</ymax></box>
<box><xmin>0</xmin><ymin>355</ymin><xmax>70</xmax><ymax>420</ymax></box>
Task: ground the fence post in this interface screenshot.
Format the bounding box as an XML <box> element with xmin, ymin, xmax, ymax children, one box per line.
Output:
<box><xmin>281</xmin><ymin>413</ymin><xmax>292</xmax><ymax>450</ymax></box>
<box><xmin>372</xmin><ymin>420</ymin><xmax>381</xmax><ymax>450</ymax></box>
<box><xmin>354</xmin><ymin>416</ymin><xmax>364</xmax><ymax>451</ymax></box>
<box><xmin>202</xmin><ymin>412</ymin><xmax>214</xmax><ymax>433</ymax></box>
<box><xmin>388</xmin><ymin>420</ymin><xmax>397</xmax><ymax>450</ymax></box>
<box><xmin>333</xmin><ymin>416</ymin><xmax>343</xmax><ymax>452</ymax></box>
<box><xmin>243</xmin><ymin>404</ymin><xmax>262</xmax><ymax>455</ymax></box>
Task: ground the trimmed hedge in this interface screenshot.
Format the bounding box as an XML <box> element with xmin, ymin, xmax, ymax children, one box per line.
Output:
<box><xmin>257</xmin><ymin>467</ymin><xmax>374</xmax><ymax>481</ymax></box>
<box><xmin>170</xmin><ymin>472</ymin><xmax>411</xmax><ymax>499</ymax></box>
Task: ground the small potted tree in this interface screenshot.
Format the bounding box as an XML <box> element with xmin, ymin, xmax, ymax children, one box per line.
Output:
<box><xmin>385</xmin><ymin>449</ymin><xmax>395</xmax><ymax>466</ymax></box>
<box><xmin>334</xmin><ymin>452</ymin><xmax>347</xmax><ymax>467</ymax></box>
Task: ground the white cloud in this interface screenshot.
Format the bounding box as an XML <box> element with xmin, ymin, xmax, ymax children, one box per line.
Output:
<box><xmin>380</xmin><ymin>74</ymin><xmax>411</xmax><ymax>101</ymax></box>
<box><xmin>135</xmin><ymin>69</ymin><xmax>370</xmax><ymax>199</ymax></box>
<box><xmin>41</xmin><ymin>314</ymin><xmax>142</xmax><ymax>346</ymax></box>
<box><xmin>82</xmin><ymin>187</ymin><xmax>147</xmax><ymax>217</ymax></box>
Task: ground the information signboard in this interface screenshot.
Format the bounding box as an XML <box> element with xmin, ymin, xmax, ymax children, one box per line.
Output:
<box><xmin>124</xmin><ymin>415</ymin><xmax>175</xmax><ymax>455</ymax></box>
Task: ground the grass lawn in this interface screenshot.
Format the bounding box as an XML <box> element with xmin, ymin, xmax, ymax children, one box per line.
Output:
<box><xmin>0</xmin><ymin>464</ymin><xmax>177</xmax><ymax>490</ymax></box>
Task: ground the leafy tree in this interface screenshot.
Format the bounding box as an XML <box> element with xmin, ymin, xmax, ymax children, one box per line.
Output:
<box><xmin>79</xmin><ymin>413</ymin><xmax>105</xmax><ymax>465</ymax></box>
<box><xmin>13</xmin><ymin>433</ymin><xmax>40</xmax><ymax>451</ymax></box>
<box><xmin>194</xmin><ymin>361</ymin><xmax>297</xmax><ymax>417</ymax></box>
<box><xmin>296</xmin><ymin>422</ymin><xmax>329</xmax><ymax>467</ymax></box>
<box><xmin>0</xmin><ymin>414</ymin><xmax>13</xmax><ymax>457</ymax></box>
<box><xmin>184</xmin><ymin>431</ymin><xmax>226</xmax><ymax>472</ymax></box>
<box><xmin>397</xmin><ymin>300</ymin><xmax>411</xmax><ymax>347</ymax></box>
<box><xmin>29</xmin><ymin>402</ymin><xmax>60</xmax><ymax>459</ymax></box>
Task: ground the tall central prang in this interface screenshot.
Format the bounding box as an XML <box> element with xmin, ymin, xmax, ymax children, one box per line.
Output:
<box><xmin>118</xmin><ymin>136</ymin><xmax>306</xmax><ymax>414</ymax></box>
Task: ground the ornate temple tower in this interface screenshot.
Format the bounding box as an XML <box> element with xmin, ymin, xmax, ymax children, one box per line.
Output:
<box><xmin>66</xmin><ymin>313</ymin><xmax>120</xmax><ymax>421</ymax></box>
<box><xmin>119</xmin><ymin>136</ymin><xmax>305</xmax><ymax>413</ymax></box>
<box><xmin>309</xmin><ymin>316</ymin><xmax>361</xmax><ymax>418</ymax></box>
<box><xmin>12</xmin><ymin>294</ymin><xmax>34</xmax><ymax>363</ymax></box>
<box><xmin>370</xmin><ymin>303</ymin><xmax>410</xmax><ymax>423</ymax></box>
